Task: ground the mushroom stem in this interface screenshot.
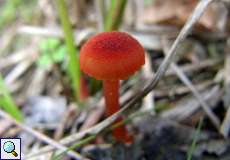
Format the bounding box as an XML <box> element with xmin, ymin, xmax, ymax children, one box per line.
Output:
<box><xmin>103</xmin><ymin>79</ymin><xmax>131</xmax><ymax>142</ymax></box>
<box><xmin>103</xmin><ymin>80</ymin><xmax>119</xmax><ymax>116</ymax></box>
<box><xmin>79</xmin><ymin>77</ymin><xmax>89</xmax><ymax>101</ymax></box>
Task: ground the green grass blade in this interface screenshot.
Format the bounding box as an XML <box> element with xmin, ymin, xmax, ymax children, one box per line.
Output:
<box><xmin>104</xmin><ymin>0</ymin><xmax>127</xmax><ymax>31</ymax></box>
<box><xmin>56</xmin><ymin>0</ymin><xmax>81</xmax><ymax>101</ymax></box>
<box><xmin>186</xmin><ymin>118</ymin><xmax>203</xmax><ymax>160</ymax></box>
<box><xmin>51</xmin><ymin>135</ymin><xmax>96</xmax><ymax>160</ymax></box>
<box><xmin>0</xmin><ymin>75</ymin><xmax>24</xmax><ymax>122</ymax></box>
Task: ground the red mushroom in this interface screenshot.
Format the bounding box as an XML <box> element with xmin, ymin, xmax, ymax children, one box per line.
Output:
<box><xmin>80</xmin><ymin>31</ymin><xmax>145</xmax><ymax>143</ymax></box>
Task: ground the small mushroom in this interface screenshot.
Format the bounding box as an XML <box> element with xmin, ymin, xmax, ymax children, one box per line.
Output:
<box><xmin>80</xmin><ymin>31</ymin><xmax>145</xmax><ymax>143</ymax></box>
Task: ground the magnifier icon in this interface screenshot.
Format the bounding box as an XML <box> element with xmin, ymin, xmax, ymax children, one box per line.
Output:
<box><xmin>3</xmin><ymin>141</ymin><xmax>18</xmax><ymax>157</ymax></box>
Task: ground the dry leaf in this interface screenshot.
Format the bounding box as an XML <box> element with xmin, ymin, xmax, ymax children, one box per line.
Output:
<box><xmin>142</xmin><ymin>0</ymin><xmax>218</xmax><ymax>31</ymax></box>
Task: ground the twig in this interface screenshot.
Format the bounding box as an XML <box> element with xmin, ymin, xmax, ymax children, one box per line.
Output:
<box><xmin>25</xmin><ymin>68</ymin><xmax>47</xmax><ymax>96</ymax></box>
<box><xmin>5</xmin><ymin>59</ymin><xmax>34</xmax><ymax>86</ymax></box>
<box><xmin>141</xmin><ymin>53</ymin><xmax>155</xmax><ymax>113</ymax></box>
<box><xmin>94</xmin><ymin>0</ymin><xmax>105</xmax><ymax>31</ymax></box>
<box><xmin>161</xmin><ymin>86</ymin><xmax>221</xmax><ymax>121</ymax></box>
<box><xmin>0</xmin><ymin>109</ymin><xmax>86</xmax><ymax>160</ymax></box>
<box><xmin>154</xmin><ymin>80</ymin><xmax>214</xmax><ymax>98</ymax></box>
<box><xmin>79</xmin><ymin>98</ymin><xmax>105</xmax><ymax>132</ymax></box>
<box><xmin>0</xmin><ymin>47</ymin><xmax>36</xmax><ymax>70</ymax></box>
<box><xmin>220</xmin><ymin>105</ymin><xmax>230</xmax><ymax>138</ymax></box>
<box><xmin>134</xmin><ymin>0</ymin><xmax>144</xmax><ymax>28</ymax></box>
<box><xmin>54</xmin><ymin>105</ymin><xmax>76</xmax><ymax>140</ymax></box>
<box><xmin>26</xmin><ymin>0</ymin><xmax>214</xmax><ymax>156</ymax></box>
<box><xmin>0</xmin><ymin>119</ymin><xmax>13</xmax><ymax>136</ymax></box>
<box><xmin>220</xmin><ymin>44</ymin><xmax>230</xmax><ymax>137</ymax></box>
<box><xmin>17</xmin><ymin>25</ymin><xmax>95</xmax><ymax>43</ymax></box>
<box><xmin>165</xmin><ymin>58</ymin><xmax>222</xmax><ymax>76</ymax></box>
<box><xmin>161</xmin><ymin>38</ymin><xmax>220</xmax><ymax>129</ymax></box>
<box><xmin>0</xmin><ymin>25</ymin><xmax>17</xmax><ymax>54</ymax></box>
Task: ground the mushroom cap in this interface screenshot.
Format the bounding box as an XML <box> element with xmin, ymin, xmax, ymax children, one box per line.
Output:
<box><xmin>80</xmin><ymin>31</ymin><xmax>145</xmax><ymax>80</ymax></box>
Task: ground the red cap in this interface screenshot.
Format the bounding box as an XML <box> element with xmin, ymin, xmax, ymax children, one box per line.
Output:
<box><xmin>80</xmin><ymin>31</ymin><xmax>145</xmax><ymax>80</ymax></box>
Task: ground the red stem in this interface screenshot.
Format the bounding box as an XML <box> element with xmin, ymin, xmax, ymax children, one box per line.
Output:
<box><xmin>103</xmin><ymin>80</ymin><xmax>132</xmax><ymax>143</ymax></box>
<box><xmin>79</xmin><ymin>77</ymin><xmax>89</xmax><ymax>101</ymax></box>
